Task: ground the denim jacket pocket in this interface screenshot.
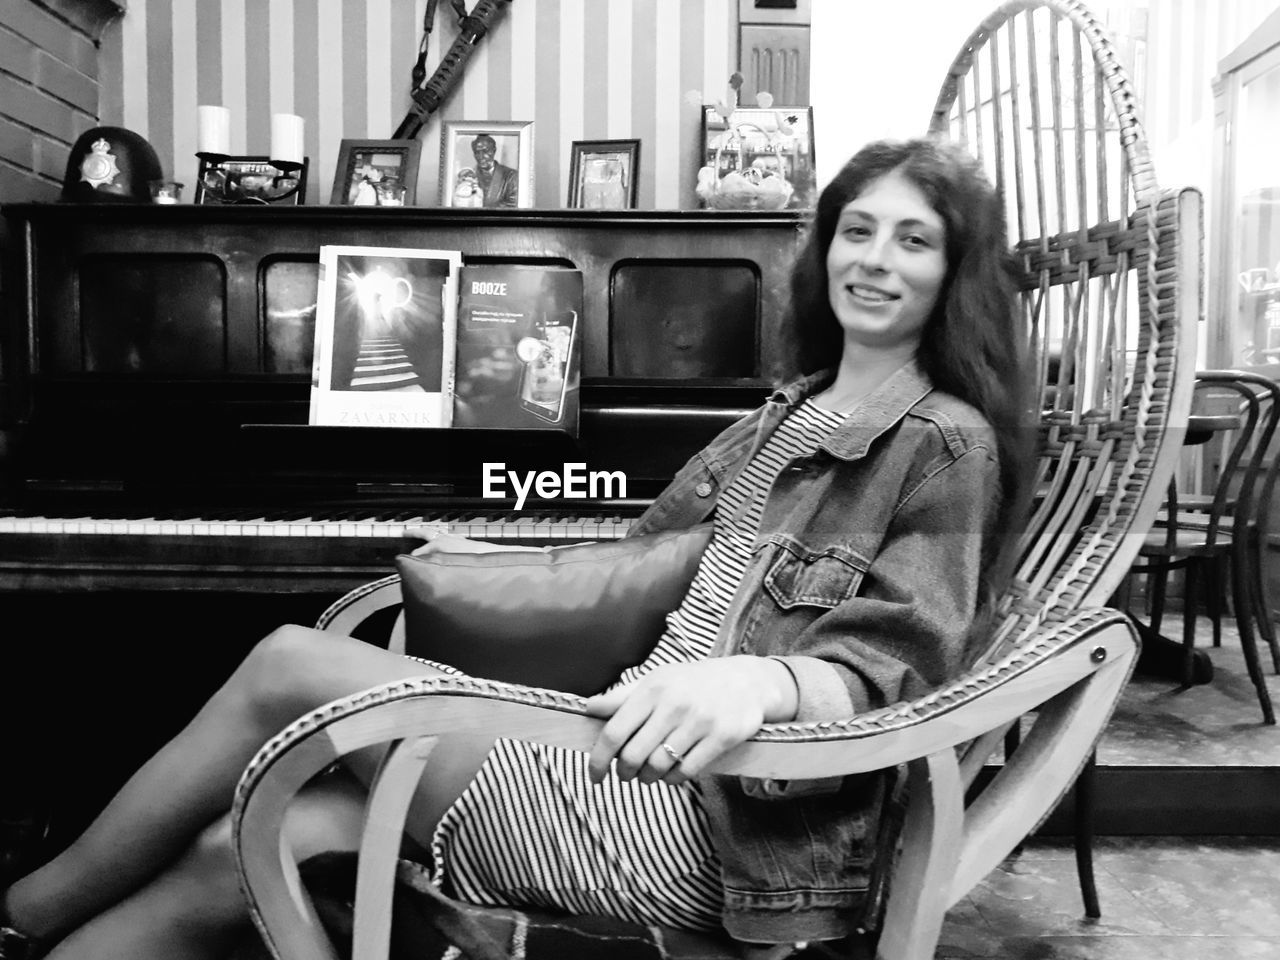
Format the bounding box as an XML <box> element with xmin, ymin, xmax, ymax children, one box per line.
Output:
<box><xmin>763</xmin><ymin>538</ymin><xmax>867</xmax><ymax>610</ymax></box>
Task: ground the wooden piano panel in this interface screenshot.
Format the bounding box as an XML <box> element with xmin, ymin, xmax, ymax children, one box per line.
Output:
<box><xmin>79</xmin><ymin>255</ymin><xmax>229</xmax><ymax>373</ymax></box>
<box><xmin>0</xmin><ymin>204</ymin><xmax>801</xmax><ymax>593</ymax></box>
<box><xmin>6</xmin><ymin>205</ymin><xmax>804</xmax><ymax>382</ymax></box>
<box><xmin>262</xmin><ymin>258</ymin><xmax>320</xmax><ymax>374</ymax></box>
<box><xmin>611</xmin><ymin>260</ymin><xmax>760</xmax><ymax>378</ymax></box>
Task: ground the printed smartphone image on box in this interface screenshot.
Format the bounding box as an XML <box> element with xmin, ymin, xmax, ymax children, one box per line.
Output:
<box><xmin>453</xmin><ymin>265</ymin><xmax>583</xmax><ymax>434</ymax></box>
<box><xmin>517</xmin><ymin>311</ymin><xmax>577</xmax><ymax>422</ymax></box>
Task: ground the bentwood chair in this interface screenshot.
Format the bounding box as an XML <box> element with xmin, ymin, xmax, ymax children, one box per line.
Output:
<box><xmin>1244</xmin><ymin>380</ymin><xmax>1280</xmax><ymax>675</ymax></box>
<box><xmin>231</xmin><ymin>2</ymin><xmax>1201</xmax><ymax>958</ymax></box>
<box><xmin>1129</xmin><ymin>370</ymin><xmax>1280</xmax><ymax>723</ymax></box>
<box><xmin>1202</xmin><ymin>371</ymin><xmax>1280</xmax><ymax>682</ymax></box>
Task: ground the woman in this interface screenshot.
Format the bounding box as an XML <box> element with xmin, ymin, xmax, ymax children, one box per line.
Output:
<box><xmin>0</xmin><ymin>137</ymin><xmax>1030</xmax><ymax>959</ymax></box>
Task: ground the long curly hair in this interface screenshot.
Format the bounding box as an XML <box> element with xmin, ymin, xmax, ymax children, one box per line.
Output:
<box><xmin>787</xmin><ymin>137</ymin><xmax>1034</xmax><ymax>585</ymax></box>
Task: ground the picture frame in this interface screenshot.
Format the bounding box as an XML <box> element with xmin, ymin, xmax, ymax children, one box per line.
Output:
<box><xmin>330</xmin><ymin>139</ymin><xmax>422</xmax><ymax>206</ymax></box>
<box><xmin>700</xmin><ymin>105</ymin><xmax>817</xmax><ymax>210</ymax></box>
<box><xmin>566</xmin><ymin>139</ymin><xmax>640</xmax><ymax>209</ymax></box>
<box><xmin>439</xmin><ymin>120</ymin><xmax>534</xmax><ymax>209</ymax></box>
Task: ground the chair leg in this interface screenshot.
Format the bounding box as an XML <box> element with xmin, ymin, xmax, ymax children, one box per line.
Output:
<box><xmin>1182</xmin><ymin>562</ymin><xmax>1199</xmax><ymax>688</ymax></box>
<box><xmin>1073</xmin><ymin>751</ymin><xmax>1101</xmax><ymax>920</ymax></box>
<box><xmin>1204</xmin><ymin>556</ymin><xmax>1224</xmax><ymax>648</ymax></box>
<box><xmin>1004</xmin><ymin>719</ymin><xmax>1025</xmax><ymax>858</ymax></box>
<box><xmin>1148</xmin><ymin>566</ymin><xmax>1169</xmax><ymax>638</ymax></box>
<box><xmin>1113</xmin><ymin>575</ymin><xmax>1135</xmax><ymax>616</ymax></box>
<box><xmin>1232</xmin><ymin>566</ymin><xmax>1277</xmax><ymax>725</ymax></box>
<box><xmin>1248</xmin><ymin>534</ymin><xmax>1280</xmax><ymax>673</ymax></box>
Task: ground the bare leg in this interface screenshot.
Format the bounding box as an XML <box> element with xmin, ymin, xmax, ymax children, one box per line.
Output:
<box><xmin>3</xmin><ymin>625</ymin><xmax>443</xmax><ymax>943</ymax></box>
<box><xmin>43</xmin><ymin>771</ymin><xmax>369</xmax><ymax>960</ymax></box>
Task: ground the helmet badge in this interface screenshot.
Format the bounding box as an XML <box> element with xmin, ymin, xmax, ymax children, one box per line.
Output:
<box><xmin>79</xmin><ymin>138</ymin><xmax>121</xmax><ymax>189</ymax></box>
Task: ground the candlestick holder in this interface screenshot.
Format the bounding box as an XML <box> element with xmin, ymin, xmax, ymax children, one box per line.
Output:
<box><xmin>193</xmin><ymin>153</ymin><xmax>309</xmax><ymax>205</ymax></box>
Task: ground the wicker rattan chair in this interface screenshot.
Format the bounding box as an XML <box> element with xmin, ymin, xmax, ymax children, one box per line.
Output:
<box><xmin>231</xmin><ymin>2</ymin><xmax>1201</xmax><ymax>957</ymax></box>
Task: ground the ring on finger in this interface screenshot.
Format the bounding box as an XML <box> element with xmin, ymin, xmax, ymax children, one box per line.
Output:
<box><xmin>660</xmin><ymin>742</ymin><xmax>686</xmax><ymax>765</ymax></box>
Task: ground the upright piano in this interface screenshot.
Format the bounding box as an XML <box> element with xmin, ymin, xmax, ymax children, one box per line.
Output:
<box><xmin>0</xmin><ymin>204</ymin><xmax>806</xmax><ymax>594</ymax></box>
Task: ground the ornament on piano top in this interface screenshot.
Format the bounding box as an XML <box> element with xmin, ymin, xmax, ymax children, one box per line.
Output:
<box><xmin>193</xmin><ymin>108</ymin><xmax>309</xmax><ymax>204</ymax></box>
<box><xmin>693</xmin><ymin>74</ymin><xmax>816</xmax><ymax>211</ymax></box>
<box><xmin>61</xmin><ymin>126</ymin><xmax>165</xmax><ymax>204</ymax></box>
<box><xmin>194</xmin><ymin>155</ymin><xmax>309</xmax><ymax>205</ymax></box>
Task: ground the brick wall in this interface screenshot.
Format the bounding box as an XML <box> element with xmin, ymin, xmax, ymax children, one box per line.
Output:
<box><xmin>0</xmin><ymin>0</ymin><xmax>121</xmax><ymax>202</ymax></box>
<box><xmin>0</xmin><ymin>0</ymin><xmax>122</xmax><ymax>451</ymax></box>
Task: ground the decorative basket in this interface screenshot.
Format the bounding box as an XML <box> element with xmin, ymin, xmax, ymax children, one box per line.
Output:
<box><xmin>700</xmin><ymin>121</ymin><xmax>793</xmax><ymax>211</ymax></box>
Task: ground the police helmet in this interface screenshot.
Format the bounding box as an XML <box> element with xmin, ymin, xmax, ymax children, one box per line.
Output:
<box><xmin>61</xmin><ymin>126</ymin><xmax>164</xmax><ymax>203</ymax></box>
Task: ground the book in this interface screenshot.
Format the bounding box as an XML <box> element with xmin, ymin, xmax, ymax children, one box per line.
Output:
<box><xmin>309</xmin><ymin>245</ymin><xmax>462</xmax><ymax>428</ymax></box>
<box><xmin>452</xmin><ymin>265</ymin><xmax>583</xmax><ymax>435</ymax></box>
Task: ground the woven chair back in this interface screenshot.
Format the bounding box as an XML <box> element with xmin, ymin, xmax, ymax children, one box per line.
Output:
<box><xmin>929</xmin><ymin>0</ymin><xmax>1199</xmax><ymax>665</ymax></box>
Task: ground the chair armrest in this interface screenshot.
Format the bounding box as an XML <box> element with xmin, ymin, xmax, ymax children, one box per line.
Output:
<box><xmin>314</xmin><ymin>574</ymin><xmax>407</xmax><ymax>653</ymax></box>
<box><xmin>714</xmin><ymin>607</ymin><xmax>1134</xmax><ymax>775</ymax></box>
<box><xmin>315</xmin><ymin>574</ymin><xmax>402</xmax><ymax>633</ymax></box>
<box><xmin>233</xmin><ymin>607</ymin><xmax>1136</xmax><ymax>960</ymax></box>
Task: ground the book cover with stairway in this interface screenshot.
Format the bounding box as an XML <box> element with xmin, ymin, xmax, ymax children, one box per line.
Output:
<box><xmin>309</xmin><ymin>245</ymin><xmax>463</xmax><ymax>428</ymax></box>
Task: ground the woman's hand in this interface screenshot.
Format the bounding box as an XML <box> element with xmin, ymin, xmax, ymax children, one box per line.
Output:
<box><xmin>583</xmin><ymin>656</ymin><xmax>799</xmax><ymax>786</ymax></box>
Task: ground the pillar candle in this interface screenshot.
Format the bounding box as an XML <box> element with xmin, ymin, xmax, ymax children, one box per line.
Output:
<box><xmin>197</xmin><ymin>105</ymin><xmax>231</xmax><ymax>155</ymax></box>
<box><xmin>270</xmin><ymin>113</ymin><xmax>305</xmax><ymax>164</ymax></box>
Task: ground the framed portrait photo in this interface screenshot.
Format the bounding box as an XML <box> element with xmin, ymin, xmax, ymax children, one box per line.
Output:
<box><xmin>700</xmin><ymin>105</ymin><xmax>817</xmax><ymax>209</ymax></box>
<box><xmin>331</xmin><ymin>139</ymin><xmax>422</xmax><ymax>206</ymax></box>
<box><xmin>439</xmin><ymin>120</ymin><xmax>533</xmax><ymax>209</ymax></box>
<box><xmin>567</xmin><ymin>139</ymin><xmax>640</xmax><ymax>209</ymax></box>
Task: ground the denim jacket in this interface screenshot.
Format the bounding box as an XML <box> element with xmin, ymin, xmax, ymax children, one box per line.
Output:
<box><xmin>627</xmin><ymin>360</ymin><xmax>1003</xmax><ymax>944</ymax></box>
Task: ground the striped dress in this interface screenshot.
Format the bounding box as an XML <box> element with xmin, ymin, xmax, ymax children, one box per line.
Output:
<box><xmin>428</xmin><ymin>400</ymin><xmax>847</xmax><ymax>930</ymax></box>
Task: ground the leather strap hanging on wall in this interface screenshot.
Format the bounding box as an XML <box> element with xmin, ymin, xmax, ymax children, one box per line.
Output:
<box><xmin>392</xmin><ymin>0</ymin><xmax>513</xmax><ymax>140</ymax></box>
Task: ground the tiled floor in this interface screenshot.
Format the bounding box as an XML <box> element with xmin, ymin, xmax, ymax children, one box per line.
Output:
<box><xmin>935</xmin><ymin>614</ymin><xmax>1280</xmax><ymax>958</ymax></box>
<box><xmin>938</xmin><ymin>837</ymin><xmax>1280</xmax><ymax>958</ymax></box>
<box><xmin>1102</xmin><ymin>617</ymin><xmax>1280</xmax><ymax>765</ymax></box>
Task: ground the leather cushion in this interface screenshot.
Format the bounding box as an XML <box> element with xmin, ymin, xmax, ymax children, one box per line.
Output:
<box><xmin>395</xmin><ymin>524</ymin><xmax>712</xmax><ymax>696</ymax></box>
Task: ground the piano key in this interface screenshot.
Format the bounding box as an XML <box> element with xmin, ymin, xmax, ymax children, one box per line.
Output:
<box><xmin>0</xmin><ymin>511</ymin><xmax>636</xmax><ymax>544</ymax></box>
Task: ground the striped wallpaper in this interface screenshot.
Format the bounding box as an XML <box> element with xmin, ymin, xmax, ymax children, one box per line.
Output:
<box><xmin>99</xmin><ymin>0</ymin><xmax>735</xmax><ymax>208</ymax></box>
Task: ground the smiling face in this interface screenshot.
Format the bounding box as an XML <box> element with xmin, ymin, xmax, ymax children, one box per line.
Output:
<box><xmin>471</xmin><ymin>137</ymin><xmax>497</xmax><ymax>173</ymax></box>
<box><xmin>825</xmin><ymin>169</ymin><xmax>949</xmax><ymax>357</ymax></box>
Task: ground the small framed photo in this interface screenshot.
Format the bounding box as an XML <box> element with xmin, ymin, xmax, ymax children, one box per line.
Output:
<box><xmin>331</xmin><ymin>139</ymin><xmax>422</xmax><ymax>206</ymax></box>
<box><xmin>700</xmin><ymin>105</ymin><xmax>817</xmax><ymax>209</ymax></box>
<box><xmin>439</xmin><ymin>120</ymin><xmax>533</xmax><ymax>209</ymax></box>
<box><xmin>567</xmin><ymin>139</ymin><xmax>640</xmax><ymax>209</ymax></box>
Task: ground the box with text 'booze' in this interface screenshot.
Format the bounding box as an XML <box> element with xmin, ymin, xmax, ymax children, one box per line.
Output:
<box><xmin>452</xmin><ymin>265</ymin><xmax>583</xmax><ymax>435</ymax></box>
